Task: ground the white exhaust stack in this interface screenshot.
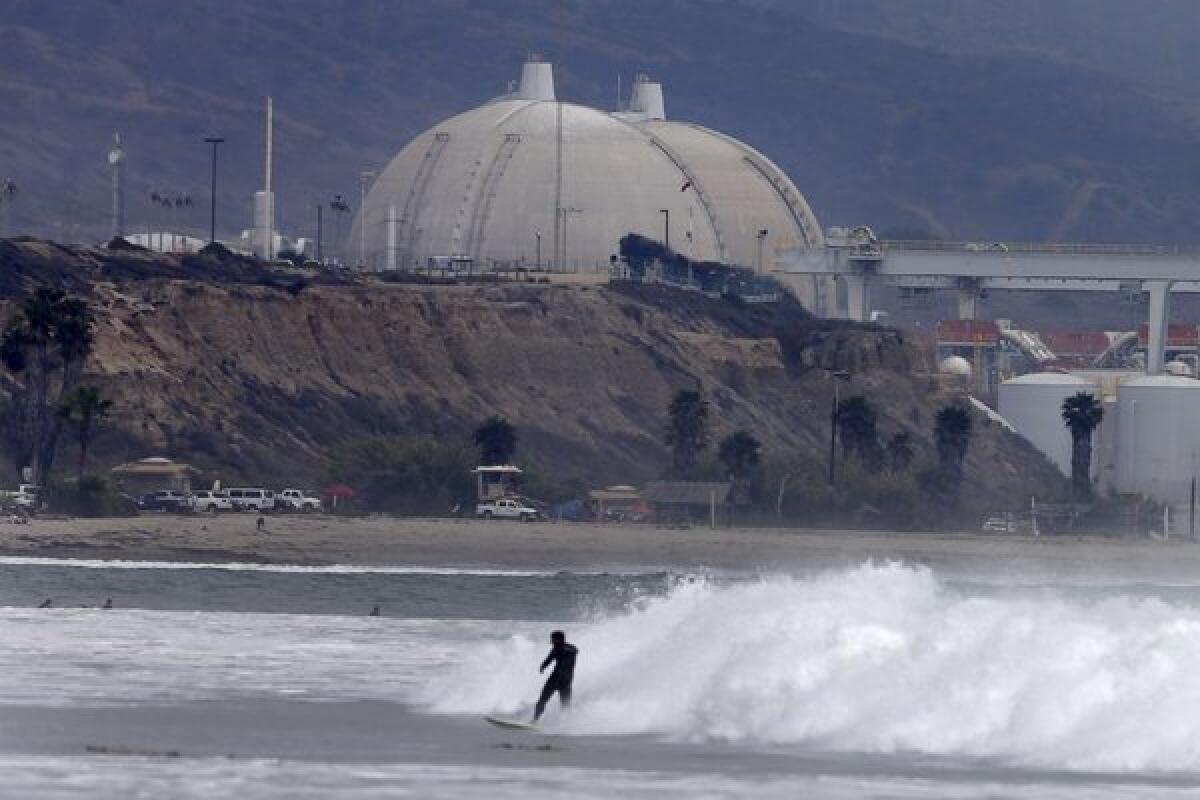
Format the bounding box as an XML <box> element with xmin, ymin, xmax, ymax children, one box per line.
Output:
<box><xmin>629</xmin><ymin>73</ymin><xmax>665</xmax><ymax>120</ymax></box>
<box><xmin>255</xmin><ymin>96</ymin><xmax>275</xmax><ymax>260</ymax></box>
<box><xmin>386</xmin><ymin>204</ymin><xmax>397</xmax><ymax>270</ymax></box>
<box><xmin>516</xmin><ymin>56</ymin><xmax>555</xmax><ymax>101</ymax></box>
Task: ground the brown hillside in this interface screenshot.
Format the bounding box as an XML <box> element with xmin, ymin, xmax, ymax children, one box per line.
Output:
<box><xmin>0</xmin><ymin>240</ymin><xmax>1065</xmax><ymax>510</ymax></box>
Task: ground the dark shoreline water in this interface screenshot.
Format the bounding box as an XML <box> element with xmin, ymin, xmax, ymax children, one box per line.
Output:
<box><xmin>4</xmin><ymin>700</ymin><xmax>1200</xmax><ymax>795</ymax></box>
<box><xmin>0</xmin><ymin>562</ymin><xmax>672</xmax><ymax>619</ymax></box>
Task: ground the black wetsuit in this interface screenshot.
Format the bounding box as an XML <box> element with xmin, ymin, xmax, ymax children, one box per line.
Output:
<box><xmin>534</xmin><ymin>641</ymin><xmax>578</xmax><ymax>720</ymax></box>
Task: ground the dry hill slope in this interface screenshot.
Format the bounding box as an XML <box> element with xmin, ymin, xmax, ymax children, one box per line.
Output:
<box><xmin>0</xmin><ymin>240</ymin><xmax>1067</xmax><ymax>512</ymax></box>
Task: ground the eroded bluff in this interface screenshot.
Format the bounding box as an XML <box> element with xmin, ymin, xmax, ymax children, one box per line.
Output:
<box><xmin>62</xmin><ymin>274</ymin><xmax>1062</xmax><ymax>507</ymax></box>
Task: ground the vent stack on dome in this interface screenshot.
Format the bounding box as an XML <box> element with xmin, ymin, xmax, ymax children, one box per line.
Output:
<box><xmin>629</xmin><ymin>74</ymin><xmax>665</xmax><ymax>120</ymax></box>
<box><xmin>517</xmin><ymin>57</ymin><xmax>555</xmax><ymax>101</ymax></box>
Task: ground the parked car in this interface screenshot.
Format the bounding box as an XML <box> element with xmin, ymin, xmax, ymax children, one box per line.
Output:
<box><xmin>189</xmin><ymin>490</ymin><xmax>233</xmax><ymax>513</ymax></box>
<box><xmin>227</xmin><ymin>488</ymin><xmax>275</xmax><ymax>512</ymax></box>
<box><xmin>277</xmin><ymin>489</ymin><xmax>322</xmax><ymax>512</ymax></box>
<box><xmin>139</xmin><ymin>489</ymin><xmax>190</xmax><ymax>512</ymax></box>
<box><xmin>981</xmin><ymin>512</ymin><xmax>1019</xmax><ymax>533</ymax></box>
<box><xmin>476</xmin><ymin>497</ymin><xmax>540</xmax><ymax>521</ymax></box>
<box><xmin>0</xmin><ymin>484</ymin><xmax>41</xmax><ymax>511</ymax></box>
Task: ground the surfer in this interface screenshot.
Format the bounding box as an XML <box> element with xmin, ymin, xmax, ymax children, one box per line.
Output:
<box><xmin>533</xmin><ymin>630</ymin><xmax>577</xmax><ymax>722</ymax></box>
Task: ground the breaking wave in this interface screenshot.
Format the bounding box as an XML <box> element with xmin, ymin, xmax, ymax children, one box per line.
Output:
<box><xmin>423</xmin><ymin>562</ymin><xmax>1200</xmax><ymax>773</ymax></box>
<box><xmin>0</xmin><ymin>556</ymin><xmax>632</xmax><ymax>577</ymax></box>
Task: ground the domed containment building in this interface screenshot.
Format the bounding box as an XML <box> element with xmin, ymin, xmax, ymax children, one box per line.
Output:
<box><xmin>350</xmin><ymin>58</ymin><xmax>823</xmax><ymax>281</ymax></box>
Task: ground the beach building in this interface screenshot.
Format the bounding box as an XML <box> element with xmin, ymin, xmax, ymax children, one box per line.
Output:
<box><xmin>641</xmin><ymin>480</ymin><xmax>732</xmax><ymax>525</ymax></box>
<box><xmin>110</xmin><ymin>456</ymin><xmax>195</xmax><ymax>494</ymax></box>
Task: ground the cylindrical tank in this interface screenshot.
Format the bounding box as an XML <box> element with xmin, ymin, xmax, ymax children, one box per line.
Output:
<box><xmin>1116</xmin><ymin>375</ymin><xmax>1200</xmax><ymax>504</ymax></box>
<box><xmin>998</xmin><ymin>372</ymin><xmax>1098</xmax><ymax>475</ymax></box>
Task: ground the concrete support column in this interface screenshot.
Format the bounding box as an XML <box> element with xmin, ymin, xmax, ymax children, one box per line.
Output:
<box><xmin>844</xmin><ymin>273</ymin><xmax>872</xmax><ymax>322</ymax></box>
<box><xmin>957</xmin><ymin>281</ymin><xmax>980</xmax><ymax>320</ymax></box>
<box><xmin>1146</xmin><ymin>279</ymin><xmax>1173</xmax><ymax>375</ymax></box>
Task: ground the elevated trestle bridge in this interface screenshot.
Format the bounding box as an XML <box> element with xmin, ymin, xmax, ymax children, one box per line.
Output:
<box><xmin>775</xmin><ymin>227</ymin><xmax>1200</xmax><ymax>374</ymax></box>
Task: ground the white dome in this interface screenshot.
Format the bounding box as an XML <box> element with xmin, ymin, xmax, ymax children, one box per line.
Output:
<box><xmin>349</xmin><ymin>62</ymin><xmax>822</xmax><ymax>278</ymax></box>
<box><xmin>939</xmin><ymin>356</ymin><xmax>972</xmax><ymax>376</ymax></box>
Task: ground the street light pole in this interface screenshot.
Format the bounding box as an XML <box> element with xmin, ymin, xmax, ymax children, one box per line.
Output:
<box><xmin>827</xmin><ymin>370</ymin><xmax>850</xmax><ymax>486</ymax></box>
<box><xmin>535</xmin><ymin>231</ymin><xmax>541</xmax><ymax>269</ymax></box>
<box><xmin>660</xmin><ymin>208</ymin><xmax>670</xmax><ymax>251</ymax></box>
<box><xmin>316</xmin><ymin>203</ymin><xmax>323</xmax><ymax>263</ymax></box>
<box><xmin>756</xmin><ymin>228</ymin><xmax>769</xmax><ymax>274</ymax></box>
<box><xmin>203</xmin><ymin>137</ymin><xmax>224</xmax><ymax>244</ymax></box>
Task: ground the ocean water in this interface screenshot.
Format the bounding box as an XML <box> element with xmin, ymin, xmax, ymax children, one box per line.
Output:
<box><xmin>2</xmin><ymin>556</ymin><xmax>1200</xmax><ymax>797</ymax></box>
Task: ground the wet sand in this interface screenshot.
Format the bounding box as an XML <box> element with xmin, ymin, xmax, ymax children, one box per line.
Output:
<box><xmin>0</xmin><ymin>514</ymin><xmax>1198</xmax><ymax>581</ymax></box>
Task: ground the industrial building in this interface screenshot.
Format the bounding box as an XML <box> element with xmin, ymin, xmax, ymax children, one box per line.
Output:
<box><xmin>349</xmin><ymin>58</ymin><xmax>823</xmax><ymax>293</ymax></box>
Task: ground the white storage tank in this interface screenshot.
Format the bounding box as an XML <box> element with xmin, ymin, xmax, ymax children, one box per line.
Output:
<box><xmin>998</xmin><ymin>372</ymin><xmax>1098</xmax><ymax>475</ymax></box>
<box><xmin>1116</xmin><ymin>375</ymin><xmax>1200</xmax><ymax>504</ymax></box>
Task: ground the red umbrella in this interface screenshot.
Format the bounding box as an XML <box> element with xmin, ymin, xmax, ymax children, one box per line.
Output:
<box><xmin>323</xmin><ymin>484</ymin><xmax>355</xmax><ymax>508</ymax></box>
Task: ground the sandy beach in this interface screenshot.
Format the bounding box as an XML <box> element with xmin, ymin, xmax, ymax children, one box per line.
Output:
<box><xmin>2</xmin><ymin>513</ymin><xmax>1199</xmax><ymax>581</ymax></box>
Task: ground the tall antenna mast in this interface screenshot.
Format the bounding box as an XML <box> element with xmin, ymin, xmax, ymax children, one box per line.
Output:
<box><xmin>255</xmin><ymin>96</ymin><xmax>275</xmax><ymax>260</ymax></box>
<box><xmin>265</xmin><ymin>96</ymin><xmax>273</xmax><ymax>197</ymax></box>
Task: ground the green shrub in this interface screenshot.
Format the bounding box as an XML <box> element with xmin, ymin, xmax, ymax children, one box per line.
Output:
<box><xmin>326</xmin><ymin>435</ymin><xmax>477</xmax><ymax>516</ymax></box>
<box><xmin>45</xmin><ymin>474</ymin><xmax>137</xmax><ymax>517</ymax></box>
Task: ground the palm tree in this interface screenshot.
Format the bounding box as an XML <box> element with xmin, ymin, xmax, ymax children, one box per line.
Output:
<box><xmin>717</xmin><ymin>430</ymin><xmax>761</xmax><ymax>481</ymax></box>
<box><xmin>934</xmin><ymin>406</ymin><xmax>973</xmax><ymax>504</ymax></box>
<box><xmin>0</xmin><ymin>288</ymin><xmax>95</xmax><ymax>484</ymax></box>
<box><xmin>1061</xmin><ymin>391</ymin><xmax>1103</xmax><ymax>501</ymax></box>
<box><xmin>836</xmin><ymin>395</ymin><xmax>882</xmax><ymax>471</ymax></box>
<box><xmin>886</xmin><ymin>431</ymin><xmax>914</xmax><ymax>473</ymax></box>
<box><xmin>665</xmin><ymin>389</ymin><xmax>710</xmax><ymax>479</ymax></box>
<box><xmin>58</xmin><ymin>386</ymin><xmax>112</xmax><ymax>480</ymax></box>
<box><xmin>473</xmin><ymin>416</ymin><xmax>517</xmax><ymax>466</ymax></box>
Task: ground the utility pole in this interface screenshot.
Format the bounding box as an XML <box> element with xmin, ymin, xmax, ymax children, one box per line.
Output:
<box><xmin>756</xmin><ymin>228</ymin><xmax>769</xmax><ymax>275</ymax></box>
<box><xmin>203</xmin><ymin>136</ymin><xmax>224</xmax><ymax>244</ymax></box>
<box><xmin>660</xmin><ymin>208</ymin><xmax>670</xmax><ymax>251</ymax></box>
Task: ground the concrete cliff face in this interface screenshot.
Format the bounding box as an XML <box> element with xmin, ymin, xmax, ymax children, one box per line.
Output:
<box><xmin>39</xmin><ymin>266</ymin><xmax>1064</xmax><ymax>507</ymax></box>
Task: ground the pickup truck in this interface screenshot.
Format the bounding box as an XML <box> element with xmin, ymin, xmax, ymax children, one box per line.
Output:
<box><xmin>0</xmin><ymin>484</ymin><xmax>40</xmax><ymax>511</ymax></box>
<box><xmin>277</xmin><ymin>489</ymin><xmax>323</xmax><ymax>512</ymax></box>
<box><xmin>476</xmin><ymin>498</ymin><xmax>540</xmax><ymax>521</ymax></box>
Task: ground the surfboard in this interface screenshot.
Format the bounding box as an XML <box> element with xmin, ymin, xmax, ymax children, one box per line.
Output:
<box><xmin>485</xmin><ymin>714</ymin><xmax>538</xmax><ymax>731</ymax></box>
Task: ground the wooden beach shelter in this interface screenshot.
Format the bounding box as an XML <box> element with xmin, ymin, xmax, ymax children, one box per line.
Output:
<box><xmin>110</xmin><ymin>456</ymin><xmax>195</xmax><ymax>494</ymax></box>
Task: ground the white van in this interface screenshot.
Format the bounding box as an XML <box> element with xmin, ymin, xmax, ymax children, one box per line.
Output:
<box><xmin>227</xmin><ymin>488</ymin><xmax>275</xmax><ymax>512</ymax></box>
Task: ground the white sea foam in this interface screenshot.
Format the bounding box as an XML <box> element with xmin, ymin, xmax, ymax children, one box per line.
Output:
<box><xmin>0</xmin><ymin>756</ymin><xmax>1180</xmax><ymax>800</ymax></box>
<box><xmin>422</xmin><ymin>562</ymin><xmax>1200</xmax><ymax>773</ymax></box>
<box><xmin>0</xmin><ymin>610</ymin><xmax>504</xmax><ymax>706</ymax></box>
<box><xmin>0</xmin><ymin>555</ymin><xmax>634</xmax><ymax>577</ymax></box>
